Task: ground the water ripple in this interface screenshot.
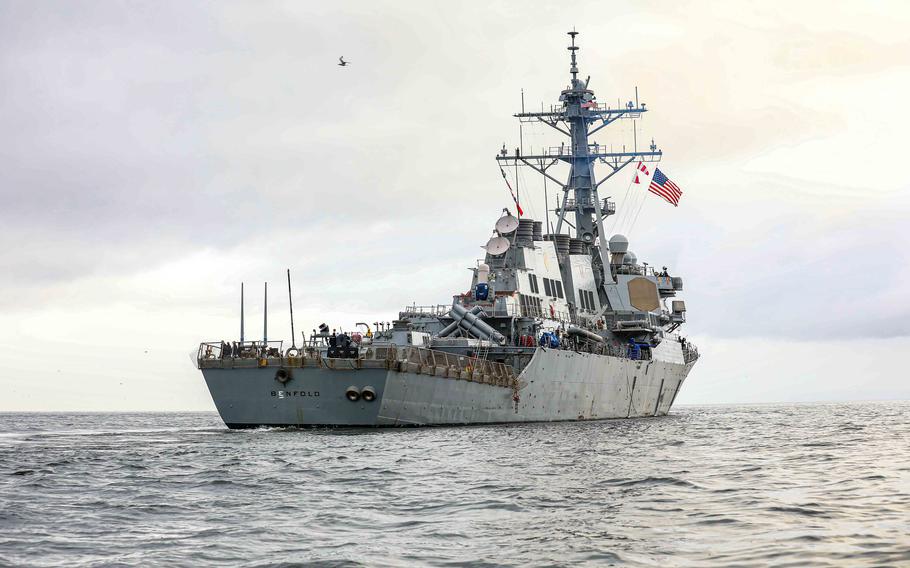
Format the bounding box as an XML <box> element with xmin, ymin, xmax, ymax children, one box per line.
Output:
<box><xmin>1</xmin><ymin>403</ymin><xmax>909</xmax><ymax>567</ymax></box>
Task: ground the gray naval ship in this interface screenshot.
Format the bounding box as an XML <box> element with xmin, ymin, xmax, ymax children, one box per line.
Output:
<box><xmin>196</xmin><ymin>31</ymin><xmax>699</xmax><ymax>428</ymax></box>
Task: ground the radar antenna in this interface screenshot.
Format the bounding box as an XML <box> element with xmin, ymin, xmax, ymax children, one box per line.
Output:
<box><xmin>568</xmin><ymin>28</ymin><xmax>579</xmax><ymax>84</ymax></box>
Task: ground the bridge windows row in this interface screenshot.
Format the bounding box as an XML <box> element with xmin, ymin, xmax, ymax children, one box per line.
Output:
<box><xmin>518</xmin><ymin>293</ymin><xmax>544</xmax><ymax>318</ymax></box>
<box><xmin>543</xmin><ymin>277</ymin><xmax>564</xmax><ymax>299</ymax></box>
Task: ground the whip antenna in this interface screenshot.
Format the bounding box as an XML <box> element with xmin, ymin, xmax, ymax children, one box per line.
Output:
<box><xmin>287</xmin><ymin>268</ymin><xmax>297</xmax><ymax>349</ymax></box>
<box><xmin>240</xmin><ymin>282</ymin><xmax>245</xmax><ymax>343</ymax></box>
<box><xmin>263</xmin><ymin>282</ymin><xmax>268</xmax><ymax>345</ymax></box>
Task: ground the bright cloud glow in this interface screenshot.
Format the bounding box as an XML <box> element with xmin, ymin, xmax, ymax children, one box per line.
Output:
<box><xmin>1</xmin><ymin>1</ymin><xmax>908</xmax><ymax>410</ymax></box>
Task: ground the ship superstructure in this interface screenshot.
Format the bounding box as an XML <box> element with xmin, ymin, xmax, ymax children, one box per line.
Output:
<box><xmin>196</xmin><ymin>31</ymin><xmax>698</xmax><ymax>428</ymax></box>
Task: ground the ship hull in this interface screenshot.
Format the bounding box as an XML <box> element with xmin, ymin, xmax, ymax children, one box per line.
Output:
<box><xmin>201</xmin><ymin>344</ymin><xmax>694</xmax><ymax>428</ymax></box>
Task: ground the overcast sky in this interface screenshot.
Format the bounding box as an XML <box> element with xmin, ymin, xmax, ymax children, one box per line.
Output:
<box><xmin>2</xmin><ymin>1</ymin><xmax>909</xmax><ymax>410</ymax></box>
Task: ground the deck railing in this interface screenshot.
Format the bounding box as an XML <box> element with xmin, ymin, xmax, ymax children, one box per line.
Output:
<box><xmin>396</xmin><ymin>346</ymin><xmax>516</xmax><ymax>388</ymax></box>
<box><xmin>197</xmin><ymin>343</ymin><xmax>518</xmax><ymax>389</ymax></box>
<box><xmin>682</xmin><ymin>343</ymin><xmax>699</xmax><ymax>364</ymax></box>
<box><xmin>197</xmin><ymin>340</ymin><xmax>284</xmax><ymax>363</ymax></box>
<box><xmin>399</xmin><ymin>304</ymin><xmax>451</xmax><ymax>317</ymax></box>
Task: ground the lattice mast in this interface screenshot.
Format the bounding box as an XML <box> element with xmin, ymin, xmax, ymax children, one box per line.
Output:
<box><xmin>496</xmin><ymin>30</ymin><xmax>662</xmax><ymax>286</ymax></box>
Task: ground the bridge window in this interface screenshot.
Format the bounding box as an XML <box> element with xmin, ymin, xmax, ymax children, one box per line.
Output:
<box><xmin>577</xmin><ymin>289</ymin><xmax>597</xmax><ymax>311</ymax></box>
<box><xmin>518</xmin><ymin>293</ymin><xmax>544</xmax><ymax>317</ymax></box>
<box><xmin>542</xmin><ymin>277</ymin><xmax>565</xmax><ymax>299</ymax></box>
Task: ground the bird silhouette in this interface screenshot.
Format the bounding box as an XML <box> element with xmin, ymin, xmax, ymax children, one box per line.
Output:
<box><xmin>338</xmin><ymin>56</ymin><xmax>349</xmax><ymax>67</ymax></box>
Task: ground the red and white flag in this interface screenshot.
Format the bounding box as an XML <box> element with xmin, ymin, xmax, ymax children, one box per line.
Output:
<box><xmin>633</xmin><ymin>161</ymin><xmax>650</xmax><ymax>184</ymax></box>
<box><xmin>499</xmin><ymin>166</ymin><xmax>524</xmax><ymax>216</ymax></box>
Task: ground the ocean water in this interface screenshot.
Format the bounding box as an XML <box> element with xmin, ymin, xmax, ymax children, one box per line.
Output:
<box><xmin>1</xmin><ymin>403</ymin><xmax>908</xmax><ymax>567</ymax></box>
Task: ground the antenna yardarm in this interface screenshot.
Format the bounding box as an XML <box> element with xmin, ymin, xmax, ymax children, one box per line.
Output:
<box><xmin>494</xmin><ymin>30</ymin><xmax>663</xmax><ymax>289</ymax></box>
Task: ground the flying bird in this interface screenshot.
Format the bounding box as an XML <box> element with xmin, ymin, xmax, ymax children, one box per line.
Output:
<box><xmin>338</xmin><ymin>56</ymin><xmax>349</xmax><ymax>67</ymax></box>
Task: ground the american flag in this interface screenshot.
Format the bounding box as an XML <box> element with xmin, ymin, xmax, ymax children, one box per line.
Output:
<box><xmin>580</xmin><ymin>100</ymin><xmax>596</xmax><ymax>109</ymax></box>
<box><xmin>648</xmin><ymin>168</ymin><xmax>683</xmax><ymax>206</ymax></box>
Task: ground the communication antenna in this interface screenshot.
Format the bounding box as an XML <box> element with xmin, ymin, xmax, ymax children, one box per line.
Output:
<box><xmin>516</xmin><ymin>89</ymin><xmax>524</xmax><ymax>216</ymax></box>
<box><xmin>240</xmin><ymin>282</ymin><xmax>245</xmax><ymax>343</ymax></box>
<box><xmin>519</xmin><ymin>88</ymin><xmax>525</xmax><ymax>154</ymax></box>
<box><xmin>484</xmin><ymin>236</ymin><xmax>511</xmax><ymax>255</ymax></box>
<box><xmin>495</xmin><ymin>29</ymin><xmax>662</xmax><ymax>290</ymax></box>
<box><xmin>287</xmin><ymin>269</ymin><xmax>297</xmax><ymax>350</ymax></box>
<box><xmin>568</xmin><ymin>28</ymin><xmax>579</xmax><ymax>82</ymax></box>
<box><xmin>263</xmin><ymin>282</ymin><xmax>268</xmax><ymax>345</ymax></box>
<box><xmin>495</xmin><ymin>210</ymin><xmax>520</xmax><ymax>234</ymax></box>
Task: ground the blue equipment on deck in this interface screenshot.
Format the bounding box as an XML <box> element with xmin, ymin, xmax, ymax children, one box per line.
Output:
<box><xmin>627</xmin><ymin>340</ymin><xmax>651</xmax><ymax>360</ymax></box>
<box><xmin>539</xmin><ymin>331</ymin><xmax>560</xmax><ymax>349</ymax></box>
<box><xmin>474</xmin><ymin>283</ymin><xmax>490</xmax><ymax>301</ymax></box>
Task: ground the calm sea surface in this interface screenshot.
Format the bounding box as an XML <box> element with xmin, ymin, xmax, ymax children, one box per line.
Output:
<box><xmin>1</xmin><ymin>403</ymin><xmax>908</xmax><ymax>567</ymax></box>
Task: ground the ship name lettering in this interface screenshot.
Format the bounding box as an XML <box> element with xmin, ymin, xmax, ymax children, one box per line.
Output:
<box><xmin>271</xmin><ymin>390</ymin><xmax>320</xmax><ymax>397</ymax></box>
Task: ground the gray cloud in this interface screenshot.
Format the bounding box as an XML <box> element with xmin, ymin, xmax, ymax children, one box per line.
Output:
<box><xmin>2</xmin><ymin>1</ymin><xmax>910</xmax><ymax>410</ymax></box>
<box><xmin>625</xmin><ymin>172</ymin><xmax>910</xmax><ymax>340</ymax></box>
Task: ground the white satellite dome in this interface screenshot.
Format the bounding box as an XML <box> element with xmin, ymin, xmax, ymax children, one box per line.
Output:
<box><xmin>609</xmin><ymin>234</ymin><xmax>629</xmax><ymax>254</ymax></box>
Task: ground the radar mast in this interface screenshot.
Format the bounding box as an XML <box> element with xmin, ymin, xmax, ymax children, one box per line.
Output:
<box><xmin>496</xmin><ymin>30</ymin><xmax>662</xmax><ymax>291</ymax></box>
